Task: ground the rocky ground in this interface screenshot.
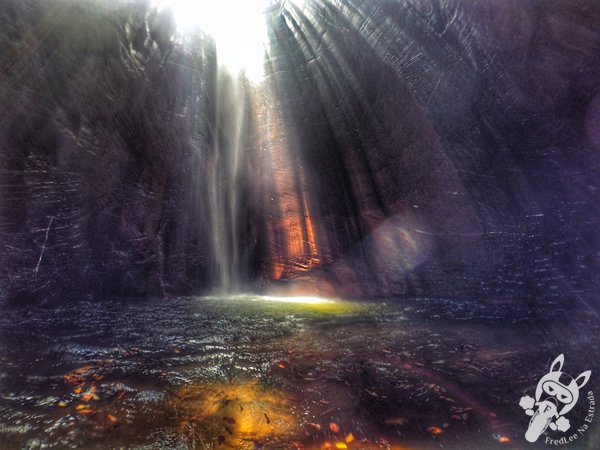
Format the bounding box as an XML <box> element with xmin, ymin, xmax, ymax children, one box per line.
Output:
<box><xmin>1</xmin><ymin>296</ymin><xmax>598</xmax><ymax>449</ymax></box>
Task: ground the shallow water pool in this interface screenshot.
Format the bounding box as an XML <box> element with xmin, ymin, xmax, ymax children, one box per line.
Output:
<box><xmin>0</xmin><ymin>296</ymin><xmax>598</xmax><ymax>449</ymax></box>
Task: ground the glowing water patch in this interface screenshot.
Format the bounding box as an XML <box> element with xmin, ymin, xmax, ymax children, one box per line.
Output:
<box><xmin>202</xmin><ymin>293</ymin><xmax>336</xmax><ymax>304</ymax></box>
<box><xmin>257</xmin><ymin>295</ymin><xmax>335</xmax><ymax>304</ymax></box>
<box><xmin>171</xmin><ymin>380</ymin><xmax>299</xmax><ymax>448</ymax></box>
<box><xmin>197</xmin><ymin>293</ymin><xmax>369</xmax><ymax>316</ymax></box>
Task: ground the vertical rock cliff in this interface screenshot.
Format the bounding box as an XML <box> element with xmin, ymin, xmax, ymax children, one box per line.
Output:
<box><xmin>1</xmin><ymin>0</ymin><xmax>599</xmax><ymax>305</ymax></box>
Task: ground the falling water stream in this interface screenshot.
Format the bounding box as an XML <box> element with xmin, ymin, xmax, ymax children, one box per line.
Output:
<box><xmin>208</xmin><ymin>70</ymin><xmax>247</xmax><ymax>292</ymax></box>
<box><xmin>174</xmin><ymin>0</ymin><xmax>271</xmax><ymax>293</ymax></box>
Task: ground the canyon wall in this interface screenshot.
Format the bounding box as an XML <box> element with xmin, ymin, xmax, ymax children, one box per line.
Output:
<box><xmin>1</xmin><ymin>0</ymin><xmax>599</xmax><ymax>305</ymax></box>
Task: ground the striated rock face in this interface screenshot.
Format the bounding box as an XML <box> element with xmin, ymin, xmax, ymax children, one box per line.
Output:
<box><xmin>1</xmin><ymin>0</ymin><xmax>599</xmax><ymax>304</ymax></box>
<box><xmin>257</xmin><ymin>0</ymin><xmax>600</xmax><ymax>302</ymax></box>
<box><xmin>0</xmin><ymin>0</ymin><xmax>214</xmax><ymax>301</ymax></box>
<box><xmin>260</xmin><ymin>1</ymin><xmax>479</xmax><ymax>298</ymax></box>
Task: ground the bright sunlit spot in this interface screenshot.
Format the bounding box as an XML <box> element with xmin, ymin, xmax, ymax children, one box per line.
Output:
<box><xmin>259</xmin><ymin>295</ymin><xmax>335</xmax><ymax>304</ymax></box>
<box><xmin>204</xmin><ymin>294</ymin><xmax>337</xmax><ymax>305</ymax></box>
<box><xmin>152</xmin><ymin>0</ymin><xmax>275</xmax><ymax>81</ymax></box>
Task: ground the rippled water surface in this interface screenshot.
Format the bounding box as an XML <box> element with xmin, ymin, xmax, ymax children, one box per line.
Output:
<box><xmin>1</xmin><ymin>296</ymin><xmax>599</xmax><ymax>449</ymax></box>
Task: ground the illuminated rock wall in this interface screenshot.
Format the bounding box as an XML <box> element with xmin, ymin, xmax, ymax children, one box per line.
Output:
<box><xmin>259</xmin><ymin>0</ymin><xmax>600</xmax><ymax>301</ymax></box>
<box><xmin>1</xmin><ymin>0</ymin><xmax>599</xmax><ymax>303</ymax></box>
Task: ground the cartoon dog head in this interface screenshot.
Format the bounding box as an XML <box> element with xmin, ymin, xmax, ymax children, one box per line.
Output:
<box><xmin>535</xmin><ymin>354</ymin><xmax>591</xmax><ymax>416</ymax></box>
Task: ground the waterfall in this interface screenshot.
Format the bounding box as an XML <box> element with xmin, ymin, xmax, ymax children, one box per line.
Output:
<box><xmin>207</xmin><ymin>69</ymin><xmax>248</xmax><ymax>293</ymax></box>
